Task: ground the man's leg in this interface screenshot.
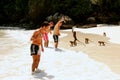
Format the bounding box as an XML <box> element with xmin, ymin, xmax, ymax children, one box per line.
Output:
<box><xmin>47</xmin><ymin>40</ymin><xmax>49</xmax><ymax>47</ymax></box>
<box><xmin>32</xmin><ymin>55</ymin><xmax>37</xmax><ymax>72</ymax></box>
<box><xmin>35</xmin><ymin>55</ymin><xmax>40</xmax><ymax>69</ymax></box>
<box><xmin>44</xmin><ymin>41</ymin><xmax>47</xmax><ymax>47</ymax></box>
<box><xmin>53</xmin><ymin>35</ymin><xmax>58</xmax><ymax>48</ymax></box>
<box><xmin>55</xmin><ymin>42</ymin><xmax>58</xmax><ymax>48</ymax></box>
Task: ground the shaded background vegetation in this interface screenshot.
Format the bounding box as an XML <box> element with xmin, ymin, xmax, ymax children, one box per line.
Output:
<box><xmin>0</xmin><ymin>0</ymin><xmax>120</xmax><ymax>29</ymax></box>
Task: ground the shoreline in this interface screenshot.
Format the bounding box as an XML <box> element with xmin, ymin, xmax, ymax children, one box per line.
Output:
<box><xmin>58</xmin><ymin>30</ymin><xmax>120</xmax><ymax>74</ymax></box>
<box><xmin>0</xmin><ymin>28</ymin><xmax>120</xmax><ymax>80</ymax></box>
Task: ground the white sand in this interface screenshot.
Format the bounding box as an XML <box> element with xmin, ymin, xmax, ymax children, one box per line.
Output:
<box><xmin>59</xmin><ymin>24</ymin><xmax>120</xmax><ymax>74</ymax></box>
<box><xmin>0</xmin><ymin>25</ymin><xmax>120</xmax><ymax>80</ymax></box>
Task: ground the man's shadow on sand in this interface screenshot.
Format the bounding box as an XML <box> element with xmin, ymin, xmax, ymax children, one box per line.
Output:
<box><xmin>33</xmin><ymin>70</ymin><xmax>54</xmax><ymax>80</ymax></box>
<box><xmin>47</xmin><ymin>46</ymin><xmax>64</xmax><ymax>52</ymax></box>
<box><xmin>55</xmin><ymin>48</ymin><xmax>64</xmax><ymax>52</ymax></box>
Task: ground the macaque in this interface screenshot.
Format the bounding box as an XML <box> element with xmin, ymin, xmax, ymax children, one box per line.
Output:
<box><xmin>103</xmin><ymin>32</ymin><xmax>106</xmax><ymax>37</ymax></box>
<box><xmin>85</xmin><ymin>38</ymin><xmax>89</xmax><ymax>44</ymax></box>
<box><xmin>70</xmin><ymin>41</ymin><xmax>77</xmax><ymax>46</ymax></box>
<box><xmin>98</xmin><ymin>41</ymin><xmax>105</xmax><ymax>46</ymax></box>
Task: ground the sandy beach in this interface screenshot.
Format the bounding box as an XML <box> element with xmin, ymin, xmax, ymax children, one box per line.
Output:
<box><xmin>0</xmin><ymin>25</ymin><xmax>120</xmax><ymax>80</ymax></box>
<box><xmin>58</xmin><ymin>26</ymin><xmax>120</xmax><ymax>74</ymax></box>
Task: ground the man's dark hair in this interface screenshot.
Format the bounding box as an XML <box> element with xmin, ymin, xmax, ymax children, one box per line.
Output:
<box><xmin>40</xmin><ymin>21</ymin><xmax>49</xmax><ymax>27</ymax></box>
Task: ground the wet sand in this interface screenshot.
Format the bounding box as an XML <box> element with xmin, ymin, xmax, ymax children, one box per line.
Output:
<box><xmin>58</xmin><ymin>30</ymin><xmax>120</xmax><ymax>74</ymax></box>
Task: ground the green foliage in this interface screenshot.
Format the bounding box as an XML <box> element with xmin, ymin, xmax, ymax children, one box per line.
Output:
<box><xmin>15</xmin><ymin>0</ymin><xmax>28</xmax><ymax>13</ymax></box>
<box><xmin>28</xmin><ymin>0</ymin><xmax>93</xmax><ymax>24</ymax></box>
<box><xmin>28</xmin><ymin>0</ymin><xmax>62</xmax><ymax>25</ymax></box>
<box><xmin>0</xmin><ymin>0</ymin><xmax>120</xmax><ymax>28</ymax></box>
<box><xmin>0</xmin><ymin>0</ymin><xmax>28</xmax><ymax>23</ymax></box>
<box><xmin>57</xmin><ymin>0</ymin><xmax>93</xmax><ymax>23</ymax></box>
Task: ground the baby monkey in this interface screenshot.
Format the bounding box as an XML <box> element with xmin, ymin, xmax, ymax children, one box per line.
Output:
<box><xmin>70</xmin><ymin>40</ymin><xmax>77</xmax><ymax>46</ymax></box>
<box><xmin>103</xmin><ymin>32</ymin><xmax>106</xmax><ymax>37</ymax></box>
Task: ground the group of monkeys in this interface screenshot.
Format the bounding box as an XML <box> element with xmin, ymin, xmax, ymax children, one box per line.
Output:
<box><xmin>70</xmin><ymin>28</ymin><xmax>107</xmax><ymax>47</ymax></box>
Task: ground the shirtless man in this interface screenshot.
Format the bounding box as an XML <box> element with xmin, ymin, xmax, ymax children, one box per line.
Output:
<box><xmin>53</xmin><ymin>19</ymin><xmax>64</xmax><ymax>49</ymax></box>
<box><xmin>30</xmin><ymin>22</ymin><xmax>50</xmax><ymax>74</ymax></box>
